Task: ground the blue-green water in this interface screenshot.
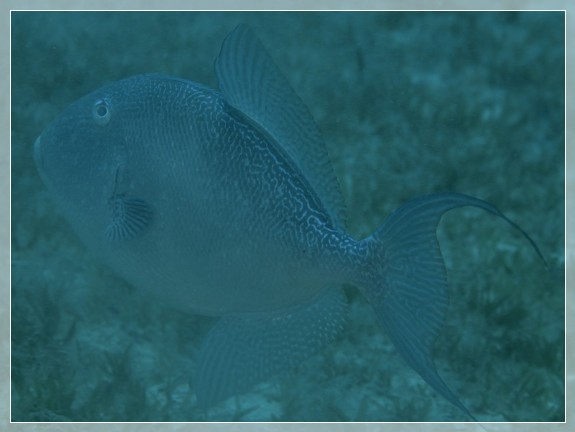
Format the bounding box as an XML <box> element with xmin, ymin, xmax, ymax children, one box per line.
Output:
<box><xmin>11</xmin><ymin>11</ymin><xmax>564</xmax><ymax>422</ymax></box>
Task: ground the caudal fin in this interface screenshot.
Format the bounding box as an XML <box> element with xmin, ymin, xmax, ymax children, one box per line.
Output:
<box><xmin>360</xmin><ymin>192</ymin><xmax>544</xmax><ymax>421</ymax></box>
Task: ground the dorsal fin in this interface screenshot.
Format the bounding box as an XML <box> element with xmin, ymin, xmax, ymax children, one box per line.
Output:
<box><xmin>215</xmin><ymin>24</ymin><xmax>346</xmax><ymax>228</ymax></box>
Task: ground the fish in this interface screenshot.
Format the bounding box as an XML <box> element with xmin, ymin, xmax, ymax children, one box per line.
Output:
<box><xmin>33</xmin><ymin>24</ymin><xmax>544</xmax><ymax>420</ymax></box>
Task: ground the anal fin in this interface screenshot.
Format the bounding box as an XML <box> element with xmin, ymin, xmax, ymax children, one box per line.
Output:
<box><xmin>195</xmin><ymin>287</ymin><xmax>348</xmax><ymax>408</ymax></box>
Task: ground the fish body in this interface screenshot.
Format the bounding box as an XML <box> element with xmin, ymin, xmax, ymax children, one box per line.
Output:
<box><xmin>34</xmin><ymin>25</ymin><xmax>543</xmax><ymax>419</ymax></box>
<box><xmin>35</xmin><ymin>73</ymin><xmax>347</xmax><ymax>315</ymax></box>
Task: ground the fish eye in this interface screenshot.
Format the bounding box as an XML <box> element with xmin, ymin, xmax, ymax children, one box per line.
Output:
<box><xmin>92</xmin><ymin>98</ymin><xmax>112</xmax><ymax>125</ymax></box>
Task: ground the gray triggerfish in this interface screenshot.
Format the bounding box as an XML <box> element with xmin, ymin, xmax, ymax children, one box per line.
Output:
<box><xmin>33</xmin><ymin>25</ymin><xmax>544</xmax><ymax>420</ymax></box>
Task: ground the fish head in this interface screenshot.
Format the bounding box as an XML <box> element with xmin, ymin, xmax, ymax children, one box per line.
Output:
<box><xmin>33</xmin><ymin>75</ymin><xmax>164</xmax><ymax>248</ymax></box>
<box><xmin>35</xmin><ymin>81</ymin><xmax>126</xmax><ymax>215</ymax></box>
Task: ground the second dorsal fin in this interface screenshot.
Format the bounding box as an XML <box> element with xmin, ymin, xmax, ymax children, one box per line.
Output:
<box><xmin>215</xmin><ymin>25</ymin><xmax>346</xmax><ymax>228</ymax></box>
